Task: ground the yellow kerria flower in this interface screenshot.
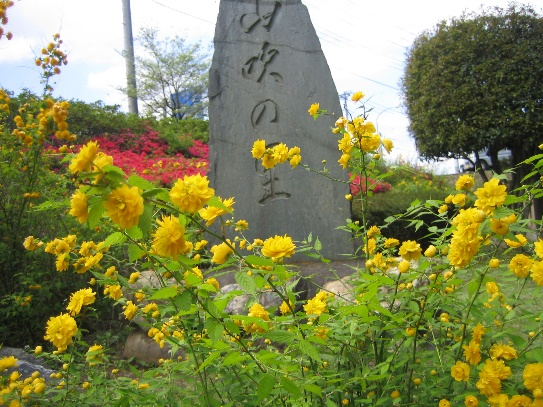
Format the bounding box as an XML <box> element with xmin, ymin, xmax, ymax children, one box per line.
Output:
<box><xmin>398</xmin><ymin>240</ymin><xmax>422</xmax><ymax>261</ymax></box>
<box><xmin>523</xmin><ymin>363</ymin><xmax>543</xmax><ymax>392</ymax></box>
<box><xmin>534</xmin><ymin>238</ymin><xmax>543</xmax><ymax>259</ymax></box>
<box><xmin>384</xmin><ymin>238</ymin><xmax>400</xmax><ymax>248</ymax></box>
<box><xmin>490</xmin><ymin>218</ymin><xmax>510</xmax><ymax>236</ymax></box>
<box><xmin>303</xmin><ymin>297</ymin><xmax>326</xmax><ymax>315</ymax></box>
<box><xmin>451</xmin><ymin>361</ymin><xmax>471</xmax><ymax>382</ymax></box>
<box><xmin>338</xmin><ymin>153</ymin><xmax>350</xmax><ymax>169</ymax></box>
<box><xmin>44</xmin><ymin>313</ymin><xmax>78</xmax><ymax>352</ymax></box>
<box><xmin>351</xmin><ymin>91</ymin><xmax>365</xmax><ymax>102</ymax></box>
<box><xmin>210</xmin><ymin>240</ymin><xmax>235</xmax><ymax>264</ymax></box>
<box><xmin>464</xmin><ymin>395</ymin><xmax>479</xmax><ymax>406</ymax></box>
<box><xmin>338</xmin><ymin>133</ymin><xmax>353</xmax><ymax>154</ymax></box>
<box><xmin>455</xmin><ymin>174</ymin><xmax>475</xmax><ymax>191</ymax></box>
<box><xmin>358</xmin><ymin>132</ymin><xmax>381</xmax><ymax>152</ymax></box>
<box><xmin>382</xmin><ymin>138</ymin><xmax>393</xmax><ymax>154</ymax></box>
<box><xmin>251</xmin><ymin>139</ymin><xmax>266</xmax><ymax>159</ymax></box>
<box><xmin>489</xmin><ymin>343</ymin><xmax>518</xmax><ymax>360</ymax></box>
<box><xmin>123</xmin><ymin>301</ymin><xmax>138</xmax><ymax>320</ymax></box>
<box><xmin>198</xmin><ymin>197</ymin><xmax>234</xmax><ymax>226</ymax></box>
<box><xmin>261</xmin><ymin>234</ymin><xmax>296</xmax><ymax>262</ymax></box>
<box><xmin>55</xmin><ymin>254</ymin><xmax>70</xmax><ymax>272</ymax></box>
<box><xmin>509</xmin><ymin>254</ymin><xmax>533</xmax><ymax>278</ymax></box>
<box><xmin>170</xmin><ymin>174</ymin><xmax>214</xmax><ymax>214</ymax></box>
<box><xmin>69</xmin><ymin>141</ymin><xmax>99</xmax><ymax>174</ymax></box>
<box><xmin>474</xmin><ymin>178</ymin><xmax>507</xmax><ymax>214</ymax></box>
<box><xmin>463</xmin><ymin>340</ymin><xmax>482</xmax><ymax>365</ymax></box>
<box><xmin>245</xmin><ymin>303</ymin><xmax>270</xmax><ymax>334</ymax></box>
<box><xmin>104</xmin><ymin>284</ymin><xmax>123</xmax><ymax>301</ymax></box>
<box><xmin>69</xmin><ymin>189</ymin><xmax>88</xmax><ymax>223</ymax></box>
<box><xmin>476</xmin><ymin>369</ymin><xmax>502</xmax><ymax>397</ymax></box>
<box><xmin>289</xmin><ymin>153</ymin><xmax>302</xmax><ymax>168</ymax></box>
<box><xmin>151</xmin><ymin>215</ymin><xmax>189</xmax><ymax>260</ymax></box>
<box><xmin>439</xmin><ymin>400</ymin><xmax>451</xmax><ymax>407</ymax></box>
<box><xmin>272</xmin><ymin>143</ymin><xmax>289</xmax><ymax>163</ymax></box>
<box><xmin>23</xmin><ymin>236</ymin><xmax>41</xmax><ymax>251</ymax></box>
<box><xmin>85</xmin><ymin>344</ymin><xmax>103</xmax><ymax>366</ymax></box>
<box><xmin>66</xmin><ymin>288</ymin><xmax>96</xmax><ymax>316</ymax></box>
<box><xmin>91</xmin><ymin>152</ymin><xmax>113</xmax><ymax>183</ymax></box>
<box><xmin>308</xmin><ymin>102</ymin><xmax>319</xmax><ymax>116</ymax></box>
<box><xmin>504</xmin><ymin>233</ymin><xmax>527</xmax><ymax>248</ymax></box>
<box><xmin>531</xmin><ymin>260</ymin><xmax>543</xmax><ymax>286</ymax></box>
<box><xmin>104</xmin><ymin>185</ymin><xmax>144</xmax><ymax>229</ymax></box>
<box><xmin>452</xmin><ymin>193</ymin><xmax>467</xmax><ymax>207</ymax></box>
<box><xmin>483</xmin><ymin>358</ymin><xmax>511</xmax><ymax>380</ymax></box>
<box><xmin>0</xmin><ymin>356</ymin><xmax>17</xmax><ymax>372</ymax></box>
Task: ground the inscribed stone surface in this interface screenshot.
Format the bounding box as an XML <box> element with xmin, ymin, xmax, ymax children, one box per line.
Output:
<box><xmin>208</xmin><ymin>0</ymin><xmax>354</xmax><ymax>260</ymax></box>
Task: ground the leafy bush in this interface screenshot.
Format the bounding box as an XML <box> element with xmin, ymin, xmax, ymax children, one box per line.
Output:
<box><xmin>155</xmin><ymin>117</ymin><xmax>209</xmax><ymax>154</ymax></box>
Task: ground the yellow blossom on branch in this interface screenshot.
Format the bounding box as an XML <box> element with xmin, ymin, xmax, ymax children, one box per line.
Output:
<box><xmin>151</xmin><ymin>215</ymin><xmax>190</xmax><ymax>260</ymax></box>
<box><xmin>170</xmin><ymin>174</ymin><xmax>214</xmax><ymax>214</ymax></box>
<box><xmin>44</xmin><ymin>313</ymin><xmax>78</xmax><ymax>352</ymax></box>
<box><xmin>66</xmin><ymin>288</ymin><xmax>96</xmax><ymax>316</ymax></box>
<box><xmin>261</xmin><ymin>234</ymin><xmax>296</xmax><ymax>262</ymax></box>
<box><xmin>104</xmin><ymin>185</ymin><xmax>144</xmax><ymax>229</ymax></box>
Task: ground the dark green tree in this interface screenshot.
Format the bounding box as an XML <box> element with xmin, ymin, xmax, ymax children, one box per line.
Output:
<box><xmin>132</xmin><ymin>27</ymin><xmax>210</xmax><ymax>119</ymax></box>
<box><xmin>402</xmin><ymin>3</ymin><xmax>543</xmax><ymax>185</ymax></box>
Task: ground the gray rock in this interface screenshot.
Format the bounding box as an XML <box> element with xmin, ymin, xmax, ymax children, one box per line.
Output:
<box><xmin>0</xmin><ymin>347</ymin><xmax>54</xmax><ymax>381</ymax></box>
<box><xmin>122</xmin><ymin>328</ymin><xmax>184</xmax><ymax>365</ymax></box>
<box><xmin>208</xmin><ymin>0</ymin><xmax>354</xmax><ymax>261</ymax></box>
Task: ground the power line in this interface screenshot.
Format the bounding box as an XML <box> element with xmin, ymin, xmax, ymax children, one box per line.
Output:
<box><xmin>150</xmin><ymin>0</ymin><xmax>215</xmax><ymax>25</ymax></box>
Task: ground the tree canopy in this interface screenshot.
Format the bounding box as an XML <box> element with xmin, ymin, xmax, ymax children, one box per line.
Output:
<box><xmin>133</xmin><ymin>27</ymin><xmax>210</xmax><ymax>119</ymax></box>
<box><xmin>402</xmin><ymin>4</ymin><xmax>543</xmax><ymax>175</ymax></box>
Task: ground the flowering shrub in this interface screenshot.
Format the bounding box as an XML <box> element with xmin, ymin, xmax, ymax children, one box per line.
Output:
<box><xmin>349</xmin><ymin>174</ymin><xmax>392</xmax><ymax>196</ymax></box>
<box><xmin>3</xmin><ymin>8</ymin><xmax>543</xmax><ymax>405</ymax></box>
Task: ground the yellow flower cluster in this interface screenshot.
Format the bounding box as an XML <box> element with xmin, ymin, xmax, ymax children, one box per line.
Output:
<box><xmin>198</xmin><ymin>197</ymin><xmax>234</xmax><ymax>226</ymax></box>
<box><xmin>251</xmin><ymin>139</ymin><xmax>302</xmax><ymax>169</ymax></box>
<box><xmin>35</xmin><ymin>33</ymin><xmax>68</xmax><ymax>92</ymax></box>
<box><xmin>245</xmin><ymin>303</ymin><xmax>270</xmax><ymax>334</ymax></box>
<box><xmin>151</xmin><ymin>215</ymin><xmax>191</xmax><ymax>260</ymax></box>
<box><xmin>66</xmin><ymin>288</ymin><xmax>96</xmax><ymax>316</ymax></box>
<box><xmin>0</xmin><ymin>0</ymin><xmax>14</xmax><ymax>41</ymax></box>
<box><xmin>170</xmin><ymin>174</ymin><xmax>214</xmax><ymax>214</ymax></box>
<box><xmin>0</xmin><ymin>361</ymin><xmax>47</xmax><ymax>405</ymax></box>
<box><xmin>44</xmin><ymin>313</ymin><xmax>78</xmax><ymax>352</ymax></box>
<box><xmin>261</xmin><ymin>234</ymin><xmax>296</xmax><ymax>262</ymax></box>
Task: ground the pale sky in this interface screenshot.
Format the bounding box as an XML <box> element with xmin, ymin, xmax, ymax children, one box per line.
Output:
<box><xmin>1</xmin><ymin>0</ymin><xmax>531</xmax><ymax>172</ymax></box>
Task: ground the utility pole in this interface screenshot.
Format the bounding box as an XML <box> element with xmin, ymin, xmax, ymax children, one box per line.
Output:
<box><xmin>122</xmin><ymin>0</ymin><xmax>138</xmax><ymax>114</ymax></box>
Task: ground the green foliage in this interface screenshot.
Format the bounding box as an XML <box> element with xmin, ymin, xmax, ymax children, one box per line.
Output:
<box><xmin>133</xmin><ymin>27</ymin><xmax>211</xmax><ymax>119</ymax></box>
<box><xmin>66</xmin><ymin>99</ymin><xmax>150</xmax><ymax>142</ymax></box>
<box><xmin>402</xmin><ymin>4</ymin><xmax>543</xmax><ymax>171</ymax></box>
<box><xmin>155</xmin><ymin>117</ymin><xmax>209</xmax><ymax>154</ymax></box>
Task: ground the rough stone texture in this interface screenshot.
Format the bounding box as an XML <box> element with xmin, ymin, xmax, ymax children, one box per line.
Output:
<box><xmin>209</xmin><ymin>0</ymin><xmax>354</xmax><ymax>260</ymax></box>
<box><xmin>122</xmin><ymin>328</ymin><xmax>183</xmax><ymax>365</ymax></box>
<box><xmin>0</xmin><ymin>347</ymin><xmax>54</xmax><ymax>381</ymax></box>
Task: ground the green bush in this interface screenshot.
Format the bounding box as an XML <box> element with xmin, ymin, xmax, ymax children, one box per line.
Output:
<box><xmin>155</xmin><ymin>117</ymin><xmax>209</xmax><ymax>154</ymax></box>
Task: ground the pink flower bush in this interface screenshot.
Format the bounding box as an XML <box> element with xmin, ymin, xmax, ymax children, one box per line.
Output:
<box><xmin>349</xmin><ymin>174</ymin><xmax>392</xmax><ymax>196</ymax></box>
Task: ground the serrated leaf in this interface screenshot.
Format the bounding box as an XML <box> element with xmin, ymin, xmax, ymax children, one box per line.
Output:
<box><xmin>197</xmin><ymin>351</ymin><xmax>221</xmax><ymax>372</ymax></box>
<box><xmin>303</xmin><ymin>383</ymin><xmax>322</xmax><ymax>397</ymax></box>
<box><xmin>235</xmin><ymin>271</ymin><xmax>256</xmax><ymax>294</ymax></box>
<box><xmin>314</xmin><ymin>237</ymin><xmax>322</xmax><ymax>251</ymax></box>
<box><xmin>141</xmin><ymin>188</ymin><xmax>169</xmax><ymax>198</ymax></box>
<box><xmin>222</xmin><ymin>351</ymin><xmax>249</xmax><ymax>366</ymax></box>
<box><xmin>205</xmin><ymin>319</ymin><xmax>224</xmax><ymax>343</ymax></box>
<box><xmin>128</xmin><ymin>174</ymin><xmax>155</xmax><ymax>191</ymax></box>
<box><xmin>245</xmin><ymin>255</ymin><xmax>275</xmax><ymax>268</ymax></box>
<box><xmin>99</xmin><ymin>232</ymin><xmax>126</xmax><ymax>249</ymax></box>
<box><xmin>149</xmin><ymin>286</ymin><xmax>178</xmax><ymax>300</ymax></box>
<box><xmin>257</xmin><ymin>373</ymin><xmax>275</xmax><ymax>402</ymax></box>
<box><xmin>126</xmin><ymin>225</ymin><xmax>143</xmax><ymax>240</ymax></box>
<box><xmin>175</xmin><ymin>290</ymin><xmax>192</xmax><ymax>311</ymax></box>
<box><xmin>299</xmin><ymin>339</ymin><xmax>321</xmax><ymax>362</ymax></box>
<box><xmin>206</xmin><ymin>195</ymin><xmax>232</xmax><ymax>212</ymax></box>
<box><xmin>280</xmin><ymin>376</ymin><xmax>301</xmax><ymax>398</ymax></box>
<box><xmin>128</xmin><ymin>244</ymin><xmax>145</xmax><ymax>262</ymax></box>
<box><xmin>138</xmin><ymin>204</ymin><xmax>154</xmax><ymax>236</ymax></box>
<box><xmin>87</xmin><ymin>200</ymin><xmax>105</xmax><ymax>229</ymax></box>
<box><xmin>263</xmin><ymin>330</ymin><xmax>296</xmax><ymax>344</ymax></box>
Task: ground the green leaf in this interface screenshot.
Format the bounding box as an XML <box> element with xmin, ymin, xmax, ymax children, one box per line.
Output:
<box><xmin>128</xmin><ymin>174</ymin><xmax>155</xmax><ymax>191</ymax></box>
<box><xmin>175</xmin><ymin>290</ymin><xmax>192</xmax><ymax>311</ymax></box>
<box><xmin>314</xmin><ymin>237</ymin><xmax>322</xmax><ymax>251</ymax></box>
<box><xmin>197</xmin><ymin>351</ymin><xmax>221</xmax><ymax>372</ymax></box>
<box><xmin>128</xmin><ymin>244</ymin><xmax>145</xmax><ymax>262</ymax></box>
<box><xmin>303</xmin><ymin>383</ymin><xmax>322</xmax><ymax>397</ymax></box>
<box><xmin>99</xmin><ymin>232</ymin><xmax>126</xmax><ymax>249</ymax></box>
<box><xmin>205</xmin><ymin>319</ymin><xmax>224</xmax><ymax>343</ymax></box>
<box><xmin>206</xmin><ymin>195</ymin><xmax>232</xmax><ymax>212</ymax></box>
<box><xmin>126</xmin><ymin>225</ymin><xmax>143</xmax><ymax>240</ymax></box>
<box><xmin>149</xmin><ymin>286</ymin><xmax>178</xmax><ymax>300</ymax></box>
<box><xmin>235</xmin><ymin>271</ymin><xmax>256</xmax><ymax>294</ymax></box>
<box><xmin>245</xmin><ymin>255</ymin><xmax>275</xmax><ymax>268</ymax></box>
<box><xmin>257</xmin><ymin>373</ymin><xmax>275</xmax><ymax>402</ymax></box>
<box><xmin>141</xmin><ymin>188</ymin><xmax>169</xmax><ymax>198</ymax></box>
<box><xmin>279</xmin><ymin>376</ymin><xmax>301</xmax><ymax>398</ymax></box>
<box><xmin>299</xmin><ymin>339</ymin><xmax>321</xmax><ymax>362</ymax></box>
<box><xmin>87</xmin><ymin>200</ymin><xmax>105</xmax><ymax>229</ymax></box>
<box><xmin>222</xmin><ymin>351</ymin><xmax>249</xmax><ymax>366</ymax></box>
<box><xmin>262</xmin><ymin>330</ymin><xmax>296</xmax><ymax>344</ymax></box>
<box><xmin>138</xmin><ymin>204</ymin><xmax>154</xmax><ymax>236</ymax></box>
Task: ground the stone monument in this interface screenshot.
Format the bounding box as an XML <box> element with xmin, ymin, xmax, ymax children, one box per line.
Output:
<box><xmin>208</xmin><ymin>0</ymin><xmax>354</xmax><ymax>260</ymax></box>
